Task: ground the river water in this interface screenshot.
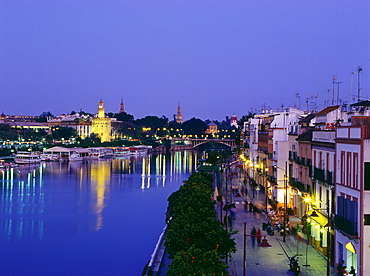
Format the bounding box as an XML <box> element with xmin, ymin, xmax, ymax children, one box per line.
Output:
<box><xmin>0</xmin><ymin>151</ymin><xmax>201</xmax><ymax>276</ymax></box>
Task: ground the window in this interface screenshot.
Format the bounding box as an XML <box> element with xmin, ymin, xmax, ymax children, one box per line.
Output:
<box><xmin>365</xmin><ymin>214</ymin><xmax>370</xmax><ymax>225</ymax></box>
<box><xmin>347</xmin><ymin>153</ymin><xmax>352</xmax><ymax>187</ymax></box>
<box><xmin>341</xmin><ymin>151</ymin><xmax>345</xmax><ymax>185</ymax></box>
<box><xmin>365</xmin><ymin>163</ymin><xmax>370</xmax><ymax>190</ymax></box>
<box><xmin>353</xmin><ymin>153</ymin><xmax>358</xmax><ymax>189</ymax></box>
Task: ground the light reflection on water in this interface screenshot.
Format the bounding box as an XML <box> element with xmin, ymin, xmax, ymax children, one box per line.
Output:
<box><xmin>0</xmin><ymin>151</ymin><xmax>201</xmax><ymax>276</ymax></box>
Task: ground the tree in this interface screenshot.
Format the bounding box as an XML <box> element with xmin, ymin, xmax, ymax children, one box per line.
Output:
<box><xmin>135</xmin><ymin>115</ymin><xmax>168</xmax><ymax>129</ymax></box>
<box><xmin>22</xmin><ymin>129</ymin><xmax>47</xmax><ymax>141</ymax></box>
<box><xmin>167</xmin><ymin>246</ymin><xmax>229</xmax><ymax>276</ymax></box>
<box><xmin>182</xmin><ymin>118</ymin><xmax>207</xmax><ymax>136</ymax></box>
<box><xmin>36</xmin><ymin>111</ymin><xmax>54</xmax><ymax>122</ymax></box>
<box><xmin>116</xmin><ymin>121</ymin><xmax>141</xmax><ymax>139</ymax></box>
<box><xmin>0</xmin><ymin>124</ymin><xmax>18</xmax><ymax>141</ymax></box>
<box><xmin>114</xmin><ymin>112</ymin><xmax>135</xmax><ymax>122</ymax></box>
<box><xmin>51</xmin><ymin>126</ymin><xmax>77</xmax><ymax>140</ymax></box>
<box><xmin>237</xmin><ymin>112</ymin><xmax>255</xmax><ymax>128</ymax></box>
<box><xmin>165</xmin><ymin>172</ymin><xmax>236</xmax><ymax>263</ymax></box>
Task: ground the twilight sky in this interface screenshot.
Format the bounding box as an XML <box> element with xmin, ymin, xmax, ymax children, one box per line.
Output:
<box><xmin>1</xmin><ymin>1</ymin><xmax>369</xmax><ymax>121</ymax></box>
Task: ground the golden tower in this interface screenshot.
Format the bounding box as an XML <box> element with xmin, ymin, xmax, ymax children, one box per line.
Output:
<box><xmin>91</xmin><ymin>99</ymin><xmax>112</xmax><ymax>142</ymax></box>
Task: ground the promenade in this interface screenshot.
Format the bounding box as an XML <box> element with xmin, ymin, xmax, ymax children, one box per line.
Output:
<box><xmin>154</xmin><ymin>174</ymin><xmax>338</xmax><ymax>276</ymax></box>
<box><xmin>227</xmin><ymin>177</ymin><xmax>337</xmax><ymax>276</ymax></box>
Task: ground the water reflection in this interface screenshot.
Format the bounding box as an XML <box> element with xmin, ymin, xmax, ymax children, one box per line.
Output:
<box><xmin>0</xmin><ymin>151</ymin><xmax>201</xmax><ymax>242</ymax></box>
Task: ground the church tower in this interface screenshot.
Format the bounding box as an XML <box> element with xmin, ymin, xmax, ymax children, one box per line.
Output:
<box><xmin>91</xmin><ymin>99</ymin><xmax>112</xmax><ymax>142</ymax></box>
<box><xmin>176</xmin><ymin>103</ymin><xmax>182</xmax><ymax>124</ymax></box>
<box><xmin>119</xmin><ymin>98</ymin><xmax>125</xmax><ymax>113</ymax></box>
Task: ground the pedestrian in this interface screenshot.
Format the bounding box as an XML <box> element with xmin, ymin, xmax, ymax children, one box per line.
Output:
<box><xmin>228</xmin><ymin>214</ymin><xmax>233</xmax><ymax>228</ymax></box>
<box><xmin>256</xmin><ymin>228</ymin><xmax>262</xmax><ymax>244</ymax></box>
<box><xmin>244</xmin><ymin>200</ymin><xmax>248</xmax><ymax>211</ymax></box>
<box><xmin>249</xmin><ymin>202</ymin><xmax>254</xmax><ymax>212</ymax></box>
<box><xmin>349</xmin><ymin>266</ymin><xmax>356</xmax><ymax>276</ymax></box>
<box><xmin>251</xmin><ymin>226</ymin><xmax>256</xmax><ymax>247</ymax></box>
<box><xmin>337</xmin><ymin>260</ymin><xmax>345</xmax><ymax>276</ymax></box>
<box><xmin>341</xmin><ymin>266</ymin><xmax>348</xmax><ymax>275</ymax></box>
<box><xmin>230</xmin><ymin>206</ymin><xmax>236</xmax><ymax>220</ymax></box>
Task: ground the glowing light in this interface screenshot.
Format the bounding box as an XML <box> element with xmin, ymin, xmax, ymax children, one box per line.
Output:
<box><xmin>345</xmin><ymin>242</ymin><xmax>356</xmax><ymax>254</ymax></box>
<box><xmin>304</xmin><ymin>196</ymin><xmax>312</xmax><ymax>203</ymax></box>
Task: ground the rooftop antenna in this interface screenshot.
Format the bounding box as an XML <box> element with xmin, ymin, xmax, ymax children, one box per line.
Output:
<box><xmin>332</xmin><ymin>75</ymin><xmax>337</xmax><ymax>106</ymax></box>
<box><xmin>334</xmin><ymin>80</ymin><xmax>343</xmax><ymax>105</ymax></box>
<box><xmin>326</xmin><ymin>89</ymin><xmax>331</xmax><ymax>107</ymax></box>
<box><xmin>358</xmin><ymin>66</ymin><xmax>363</xmax><ymax>102</ymax></box>
<box><xmin>295</xmin><ymin>93</ymin><xmax>301</xmax><ymax>109</ymax></box>
<box><xmin>350</xmin><ymin>71</ymin><xmax>356</xmax><ymax>104</ymax></box>
<box><xmin>306</xmin><ymin>97</ymin><xmax>309</xmax><ymax>112</ymax></box>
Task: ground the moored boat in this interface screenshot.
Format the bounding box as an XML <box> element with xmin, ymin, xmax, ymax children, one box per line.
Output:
<box><xmin>40</xmin><ymin>153</ymin><xmax>60</xmax><ymax>162</ymax></box>
<box><xmin>129</xmin><ymin>146</ymin><xmax>151</xmax><ymax>155</ymax></box>
<box><xmin>89</xmin><ymin>147</ymin><xmax>113</xmax><ymax>159</ymax></box>
<box><xmin>14</xmin><ymin>151</ymin><xmax>42</xmax><ymax>164</ymax></box>
<box><xmin>113</xmin><ymin>147</ymin><xmax>131</xmax><ymax>157</ymax></box>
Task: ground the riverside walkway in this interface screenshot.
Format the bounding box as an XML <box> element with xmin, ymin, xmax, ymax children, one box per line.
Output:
<box><xmin>227</xmin><ymin>177</ymin><xmax>337</xmax><ymax>276</ymax></box>
<box><xmin>153</xmin><ymin>175</ymin><xmax>337</xmax><ymax>275</ymax></box>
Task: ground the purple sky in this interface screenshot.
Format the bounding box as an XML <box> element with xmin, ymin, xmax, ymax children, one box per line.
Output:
<box><xmin>1</xmin><ymin>1</ymin><xmax>369</xmax><ymax>121</ymax></box>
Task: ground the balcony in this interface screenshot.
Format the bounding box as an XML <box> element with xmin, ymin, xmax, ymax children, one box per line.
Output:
<box><xmin>306</xmin><ymin>158</ymin><xmax>312</xmax><ymax>167</ymax></box>
<box><xmin>334</xmin><ymin>215</ymin><xmax>358</xmax><ymax>237</ymax></box>
<box><xmin>313</xmin><ymin>167</ymin><xmax>334</xmax><ymax>185</ymax></box>
<box><xmin>296</xmin><ymin>156</ymin><xmax>306</xmax><ymax>166</ymax></box>
<box><xmin>312</xmin><ymin>130</ymin><xmax>335</xmax><ymax>143</ymax></box>
<box><xmin>289</xmin><ymin>177</ymin><xmax>307</xmax><ymax>193</ymax></box>
<box><xmin>267</xmin><ymin>174</ymin><xmax>276</xmax><ymax>184</ymax></box>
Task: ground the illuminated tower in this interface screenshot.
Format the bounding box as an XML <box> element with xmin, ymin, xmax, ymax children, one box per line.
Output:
<box><xmin>230</xmin><ymin>114</ymin><xmax>238</xmax><ymax>127</ymax></box>
<box><xmin>91</xmin><ymin>99</ymin><xmax>112</xmax><ymax>142</ymax></box>
<box><xmin>119</xmin><ymin>98</ymin><xmax>125</xmax><ymax>113</ymax></box>
<box><xmin>176</xmin><ymin>103</ymin><xmax>182</xmax><ymax>124</ymax></box>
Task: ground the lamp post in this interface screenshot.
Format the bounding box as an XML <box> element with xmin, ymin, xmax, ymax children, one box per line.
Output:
<box><xmin>262</xmin><ymin>158</ymin><xmax>269</xmax><ymax>214</ymax></box>
<box><xmin>274</xmin><ymin>162</ymin><xmax>289</xmax><ymax>242</ymax></box>
<box><xmin>283</xmin><ymin>162</ymin><xmax>288</xmax><ymax>242</ymax></box>
<box><xmin>243</xmin><ymin>222</ymin><xmax>271</xmax><ymax>276</ymax></box>
<box><xmin>310</xmin><ymin>199</ymin><xmax>332</xmax><ymax>276</ymax></box>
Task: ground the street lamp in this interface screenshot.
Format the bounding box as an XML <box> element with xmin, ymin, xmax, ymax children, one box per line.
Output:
<box><xmin>243</xmin><ymin>222</ymin><xmax>271</xmax><ymax>276</ymax></box>
<box><xmin>309</xmin><ymin>205</ymin><xmax>332</xmax><ymax>276</ymax></box>
<box><xmin>273</xmin><ymin>162</ymin><xmax>289</xmax><ymax>242</ymax></box>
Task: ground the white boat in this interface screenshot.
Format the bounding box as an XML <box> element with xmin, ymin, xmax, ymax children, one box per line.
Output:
<box><xmin>129</xmin><ymin>146</ymin><xmax>150</xmax><ymax>155</ymax></box>
<box><xmin>89</xmin><ymin>147</ymin><xmax>113</xmax><ymax>159</ymax></box>
<box><xmin>40</xmin><ymin>153</ymin><xmax>60</xmax><ymax>162</ymax></box>
<box><xmin>113</xmin><ymin>147</ymin><xmax>131</xmax><ymax>157</ymax></box>
<box><xmin>14</xmin><ymin>151</ymin><xmax>42</xmax><ymax>164</ymax></box>
<box><xmin>69</xmin><ymin>152</ymin><xmax>83</xmax><ymax>161</ymax></box>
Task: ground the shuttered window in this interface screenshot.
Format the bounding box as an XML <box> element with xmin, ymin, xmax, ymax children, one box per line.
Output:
<box><xmin>365</xmin><ymin>214</ymin><xmax>370</xmax><ymax>226</ymax></box>
<box><xmin>365</xmin><ymin>162</ymin><xmax>370</xmax><ymax>190</ymax></box>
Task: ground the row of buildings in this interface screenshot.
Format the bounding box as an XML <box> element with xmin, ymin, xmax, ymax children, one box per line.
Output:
<box><xmin>0</xmin><ymin>100</ymin><xmax>185</xmax><ymax>143</ymax></box>
<box><xmin>0</xmin><ymin>100</ymin><xmax>120</xmax><ymax>142</ymax></box>
<box><xmin>241</xmin><ymin>100</ymin><xmax>370</xmax><ymax>275</ymax></box>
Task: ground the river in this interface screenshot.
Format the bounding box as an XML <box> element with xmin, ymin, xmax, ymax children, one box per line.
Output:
<box><xmin>0</xmin><ymin>151</ymin><xmax>202</xmax><ymax>276</ymax></box>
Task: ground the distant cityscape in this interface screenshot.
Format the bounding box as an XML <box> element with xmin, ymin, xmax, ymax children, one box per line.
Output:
<box><xmin>0</xmin><ymin>99</ymin><xmax>240</xmax><ymax>153</ymax></box>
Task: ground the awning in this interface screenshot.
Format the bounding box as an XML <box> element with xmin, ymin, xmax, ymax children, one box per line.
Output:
<box><xmin>306</xmin><ymin>210</ymin><xmax>328</xmax><ymax>227</ymax></box>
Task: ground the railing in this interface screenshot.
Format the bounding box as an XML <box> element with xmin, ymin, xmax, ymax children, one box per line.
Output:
<box><xmin>142</xmin><ymin>226</ymin><xmax>167</xmax><ymax>276</ymax></box>
<box><xmin>313</xmin><ymin>167</ymin><xmax>334</xmax><ymax>185</ymax></box>
<box><xmin>289</xmin><ymin>177</ymin><xmax>307</xmax><ymax>193</ymax></box>
<box><xmin>334</xmin><ymin>215</ymin><xmax>358</xmax><ymax>237</ymax></box>
<box><xmin>267</xmin><ymin>174</ymin><xmax>276</xmax><ymax>184</ymax></box>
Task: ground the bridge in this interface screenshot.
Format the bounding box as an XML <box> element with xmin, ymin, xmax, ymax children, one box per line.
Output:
<box><xmin>169</xmin><ymin>138</ymin><xmax>236</xmax><ymax>150</ymax></box>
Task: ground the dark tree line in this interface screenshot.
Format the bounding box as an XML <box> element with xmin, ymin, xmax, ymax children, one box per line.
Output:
<box><xmin>165</xmin><ymin>172</ymin><xmax>236</xmax><ymax>275</ymax></box>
